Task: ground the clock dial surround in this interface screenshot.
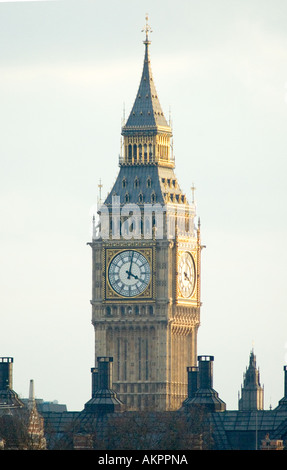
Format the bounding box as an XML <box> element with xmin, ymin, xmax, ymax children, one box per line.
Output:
<box><xmin>178</xmin><ymin>251</ymin><xmax>196</xmax><ymax>298</ymax></box>
<box><xmin>108</xmin><ymin>249</ymin><xmax>151</xmax><ymax>298</ymax></box>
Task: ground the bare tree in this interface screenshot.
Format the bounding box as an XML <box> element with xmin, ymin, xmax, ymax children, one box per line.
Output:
<box><xmin>0</xmin><ymin>408</ymin><xmax>46</xmax><ymax>450</ymax></box>
<box><xmin>96</xmin><ymin>407</ymin><xmax>213</xmax><ymax>450</ymax></box>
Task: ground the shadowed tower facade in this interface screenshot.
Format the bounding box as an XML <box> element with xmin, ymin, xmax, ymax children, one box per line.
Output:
<box><xmin>238</xmin><ymin>350</ymin><xmax>264</xmax><ymax>411</ymax></box>
<box><xmin>89</xmin><ymin>18</ymin><xmax>202</xmax><ymax>411</ymax></box>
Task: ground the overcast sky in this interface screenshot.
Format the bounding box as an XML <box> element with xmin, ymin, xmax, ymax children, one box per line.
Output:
<box><xmin>0</xmin><ymin>0</ymin><xmax>287</xmax><ymax>411</ymax></box>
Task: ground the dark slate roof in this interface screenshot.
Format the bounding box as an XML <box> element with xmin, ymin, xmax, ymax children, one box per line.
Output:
<box><xmin>42</xmin><ymin>411</ymin><xmax>79</xmax><ymax>433</ymax></box>
<box><xmin>122</xmin><ymin>40</ymin><xmax>171</xmax><ymax>134</ymax></box>
<box><xmin>104</xmin><ymin>165</ymin><xmax>187</xmax><ymax>207</ymax></box>
<box><xmin>209</xmin><ymin>409</ymin><xmax>287</xmax><ymax>450</ymax></box>
<box><xmin>42</xmin><ymin>407</ymin><xmax>287</xmax><ymax>450</ymax></box>
<box><xmin>0</xmin><ymin>388</ymin><xmax>25</xmax><ymax>410</ymax></box>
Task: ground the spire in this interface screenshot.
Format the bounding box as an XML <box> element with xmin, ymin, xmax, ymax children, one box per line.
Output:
<box><xmin>122</xmin><ymin>15</ymin><xmax>171</xmax><ymax>134</ymax></box>
<box><xmin>238</xmin><ymin>350</ymin><xmax>264</xmax><ymax>411</ymax></box>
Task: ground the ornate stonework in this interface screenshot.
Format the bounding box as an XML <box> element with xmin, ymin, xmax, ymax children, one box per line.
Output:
<box><xmin>89</xmin><ymin>21</ymin><xmax>202</xmax><ymax>411</ymax></box>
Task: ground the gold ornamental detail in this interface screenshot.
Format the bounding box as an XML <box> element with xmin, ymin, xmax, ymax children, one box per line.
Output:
<box><xmin>103</xmin><ymin>246</ymin><xmax>155</xmax><ymax>302</ymax></box>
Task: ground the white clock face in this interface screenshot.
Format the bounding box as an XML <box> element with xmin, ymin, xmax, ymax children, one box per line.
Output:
<box><xmin>108</xmin><ymin>250</ymin><xmax>151</xmax><ymax>297</ymax></box>
<box><xmin>178</xmin><ymin>252</ymin><xmax>195</xmax><ymax>298</ymax></box>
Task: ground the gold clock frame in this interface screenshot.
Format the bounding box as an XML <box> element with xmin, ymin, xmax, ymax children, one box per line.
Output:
<box><xmin>103</xmin><ymin>246</ymin><xmax>155</xmax><ymax>302</ymax></box>
<box><xmin>176</xmin><ymin>248</ymin><xmax>198</xmax><ymax>303</ymax></box>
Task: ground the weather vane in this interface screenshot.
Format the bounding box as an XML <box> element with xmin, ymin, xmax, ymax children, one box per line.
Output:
<box><xmin>142</xmin><ymin>14</ymin><xmax>152</xmax><ymax>43</ymax></box>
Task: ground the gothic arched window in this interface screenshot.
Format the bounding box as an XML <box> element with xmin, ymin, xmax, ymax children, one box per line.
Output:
<box><xmin>128</xmin><ymin>145</ymin><xmax>132</xmax><ymax>161</ymax></box>
<box><xmin>133</xmin><ymin>144</ymin><xmax>137</xmax><ymax>161</ymax></box>
<box><xmin>144</xmin><ymin>144</ymin><xmax>147</xmax><ymax>162</ymax></box>
<box><xmin>149</xmin><ymin>143</ymin><xmax>153</xmax><ymax>160</ymax></box>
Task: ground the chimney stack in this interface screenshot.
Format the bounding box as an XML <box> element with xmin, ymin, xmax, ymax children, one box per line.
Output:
<box><xmin>187</xmin><ymin>366</ymin><xmax>199</xmax><ymax>398</ymax></box>
<box><xmin>0</xmin><ymin>357</ymin><xmax>24</xmax><ymax>409</ymax></box>
<box><xmin>0</xmin><ymin>357</ymin><xmax>13</xmax><ymax>390</ymax></box>
<box><xmin>97</xmin><ymin>357</ymin><xmax>113</xmax><ymax>390</ymax></box>
<box><xmin>275</xmin><ymin>365</ymin><xmax>287</xmax><ymax>410</ymax></box>
<box><xmin>83</xmin><ymin>357</ymin><xmax>124</xmax><ymax>415</ymax></box>
<box><xmin>91</xmin><ymin>367</ymin><xmax>98</xmax><ymax>398</ymax></box>
<box><xmin>198</xmin><ymin>355</ymin><xmax>214</xmax><ymax>389</ymax></box>
<box><xmin>181</xmin><ymin>355</ymin><xmax>226</xmax><ymax>412</ymax></box>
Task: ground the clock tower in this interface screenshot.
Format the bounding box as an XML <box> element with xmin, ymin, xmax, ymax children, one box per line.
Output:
<box><xmin>89</xmin><ymin>18</ymin><xmax>202</xmax><ymax>411</ymax></box>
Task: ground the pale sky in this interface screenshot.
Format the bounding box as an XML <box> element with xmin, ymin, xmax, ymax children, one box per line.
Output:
<box><xmin>0</xmin><ymin>0</ymin><xmax>287</xmax><ymax>411</ymax></box>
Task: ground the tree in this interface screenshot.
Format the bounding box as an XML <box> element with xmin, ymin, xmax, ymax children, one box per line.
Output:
<box><xmin>94</xmin><ymin>407</ymin><xmax>213</xmax><ymax>450</ymax></box>
<box><xmin>0</xmin><ymin>408</ymin><xmax>46</xmax><ymax>450</ymax></box>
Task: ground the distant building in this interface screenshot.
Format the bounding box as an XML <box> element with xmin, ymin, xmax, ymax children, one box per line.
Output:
<box><xmin>239</xmin><ymin>350</ymin><xmax>264</xmax><ymax>411</ymax></box>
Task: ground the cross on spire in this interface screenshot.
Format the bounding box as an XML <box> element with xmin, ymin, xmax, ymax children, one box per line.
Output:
<box><xmin>142</xmin><ymin>14</ymin><xmax>152</xmax><ymax>43</ymax></box>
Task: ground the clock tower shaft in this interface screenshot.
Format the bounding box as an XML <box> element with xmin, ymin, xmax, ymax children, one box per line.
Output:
<box><xmin>89</xmin><ymin>19</ymin><xmax>202</xmax><ymax>411</ymax></box>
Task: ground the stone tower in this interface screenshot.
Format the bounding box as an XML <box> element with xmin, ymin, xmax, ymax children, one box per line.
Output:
<box><xmin>238</xmin><ymin>350</ymin><xmax>264</xmax><ymax>411</ymax></box>
<box><xmin>89</xmin><ymin>18</ymin><xmax>202</xmax><ymax>411</ymax></box>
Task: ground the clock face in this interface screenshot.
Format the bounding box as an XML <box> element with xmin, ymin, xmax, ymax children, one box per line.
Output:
<box><xmin>108</xmin><ymin>250</ymin><xmax>151</xmax><ymax>297</ymax></box>
<box><xmin>178</xmin><ymin>252</ymin><xmax>195</xmax><ymax>298</ymax></box>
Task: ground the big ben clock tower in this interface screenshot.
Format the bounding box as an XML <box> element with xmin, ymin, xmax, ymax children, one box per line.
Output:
<box><xmin>89</xmin><ymin>17</ymin><xmax>202</xmax><ymax>411</ymax></box>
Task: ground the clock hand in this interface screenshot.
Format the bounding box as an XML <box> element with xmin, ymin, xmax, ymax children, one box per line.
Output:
<box><xmin>184</xmin><ymin>272</ymin><xmax>191</xmax><ymax>282</ymax></box>
<box><xmin>125</xmin><ymin>270</ymin><xmax>138</xmax><ymax>280</ymax></box>
<box><xmin>127</xmin><ymin>251</ymin><xmax>135</xmax><ymax>279</ymax></box>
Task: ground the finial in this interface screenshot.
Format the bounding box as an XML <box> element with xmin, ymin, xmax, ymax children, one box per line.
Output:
<box><xmin>142</xmin><ymin>13</ymin><xmax>152</xmax><ymax>44</ymax></box>
<box><xmin>98</xmin><ymin>179</ymin><xmax>103</xmax><ymax>205</ymax></box>
<box><xmin>191</xmin><ymin>183</ymin><xmax>196</xmax><ymax>204</ymax></box>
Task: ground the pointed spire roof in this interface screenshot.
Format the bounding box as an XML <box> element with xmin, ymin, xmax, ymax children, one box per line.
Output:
<box><xmin>243</xmin><ymin>350</ymin><xmax>261</xmax><ymax>388</ymax></box>
<box><xmin>122</xmin><ymin>16</ymin><xmax>171</xmax><ymax>134</ymax></box>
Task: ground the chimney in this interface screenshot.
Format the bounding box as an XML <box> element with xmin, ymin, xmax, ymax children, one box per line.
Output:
<box><xmin>28</xmin><ymin>379</ymin><xmax>36</xmax><ymax>410</ymax></box>
<box><xmin>181</xmin><ymin>366</ymin><xmax>199</xmax><ymax>409</ymax></box>
<box><xmin>198</xmin><ymin>355</ymin><xmax>214</xmax><ymax>389</ymax></box>
<box><xmin>187</xmin><ymin>366</ymin><xmax>199</xmax><ymax>398</ymax></box>
<box><xmin>275</xmin><ymin>365</ymin><xmax>287</xmax><ymax>410</ymax></box>
<box><xmin>0</xmin><ymin>357</ymin><xmax>13</xmax><ymax>390</ymax></box>
<box><xmin>0</xmin><ymin>357</ymin><xmax>24</xmax><ymax>409</ymax></box>
<box><xmin>29</xmin><ymin>379</ymin><xmax>35</xmax><ymax>401</ymax></box>
<box><xmin>181</xmin><ymin>355</ymin><xmax>226</xmax><ymax>412</ymax></box>
<box><xmin>91</xmin><ymin>367</ymin><xmax>98</xmax><ymax>398</ymax></box>
<box><xmin>97</xmin><ymin>357</ymin><xmax>113</xmax><ymax>390</ymax></box>
<box><xmin>83</xmin><ymin>357</ymin><xmax>124</xmax><ymax>415</ymax></box>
